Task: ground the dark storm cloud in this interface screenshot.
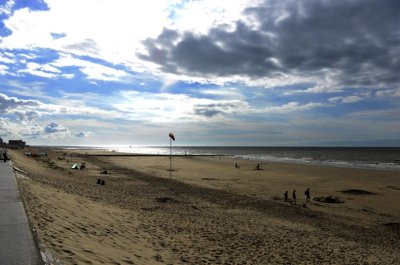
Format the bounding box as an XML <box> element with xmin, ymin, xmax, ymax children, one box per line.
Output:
<box><xmin>140</xmin><ymin>0</ymin><xmax>400</xmax><ymax>87</ymax></box>
<box><xmin>140</xmin><ymin>23</ymin><xmax>278</xmax><ymax>77</ymax></box>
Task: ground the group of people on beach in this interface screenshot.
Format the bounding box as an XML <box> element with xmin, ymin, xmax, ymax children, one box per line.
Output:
<box><xmin>284</xmin><ymin>188</ymin><xmax>310</xmax><ymax>205</ymax></box>
<box><xmin>234</xmin><ymin>162</ymin><xmax>263</xmax><ymax>170</ymax></box>
<box><xmin>232</xmin><ymin>162</ymin><xmax>312</xmax><ymax>205</ymax></box>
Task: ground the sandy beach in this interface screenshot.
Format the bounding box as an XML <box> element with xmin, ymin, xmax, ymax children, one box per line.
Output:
<box><xmin>10</xmin><ymin>147</ymin><xmax>400</xmax><ymax>264</ymax></box>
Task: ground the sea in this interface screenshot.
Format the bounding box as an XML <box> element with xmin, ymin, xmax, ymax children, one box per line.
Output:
<box><xmin>59</xmin><ymin>146</ymin><xmax>400</xmax><ymax>171</ymax></box>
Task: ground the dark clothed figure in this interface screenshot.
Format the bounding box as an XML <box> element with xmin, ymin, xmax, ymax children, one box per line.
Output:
<box><xmin>284</xmin><ymin>191</ymin><xmax>288</xmax><ymax>202</ymax></box>
<box><xmin>292</xmin><ymin>190</ymin><xmax>297</xmax><ymax>205</ymax></box>
<box><xmin>3</xmin><ymin>151</ymin><xmax>7</xmax><ymax>162</ymax></box>
<box><xmin>305</xmin><ymin>188</ymin><xmax>310</xmax><ymax>202</ymax></box>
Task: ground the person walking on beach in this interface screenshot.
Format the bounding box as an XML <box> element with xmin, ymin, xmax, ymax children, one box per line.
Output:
<box><xmin>292</xmin><ymin>190</ymin><xmax>297</xmax><ymax>205</ymax></box>
<box><xmin>284</xmin><ymin>191</ymin><xmax>288</xmax><ymax>202</ymax></box>
<box><xmin>305</xmin><ymin>188</ymin><xmax>310</xmax><ymax>202</ymax></box>
<box><xmin>3</xmin><ymin>150</ymin><xmax>8</xmax><ymax>162</ymax></box>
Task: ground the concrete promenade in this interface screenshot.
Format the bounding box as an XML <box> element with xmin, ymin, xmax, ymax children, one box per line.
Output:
<box><xmin>0</xmin><ymin>157</ymin><xmax>43</xmax><ymax>264</ymax></box>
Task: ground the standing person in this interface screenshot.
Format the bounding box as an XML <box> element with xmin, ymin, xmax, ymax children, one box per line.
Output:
<box><xmin>3</xmin><ymin>150</ymin><xmax>8</xmax><ymax>162</ymax></box>
<box><xmin>284</xmin><ymin>191</ymin><xmax>288</xmax><ymax>202</ymax></box>
<box><xmin>292</xmin><ymin>190</ymin><xmax>297</xmax><ymax>205</ymax></box>
<box><xmin>305</xmin><ymin>188</ymin><xmax>310</xmax><ymax>202</ymax></box>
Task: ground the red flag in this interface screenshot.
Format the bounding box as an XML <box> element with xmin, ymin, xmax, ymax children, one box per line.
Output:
<box><xmin>169</xmin><ymin>133</ymin><xmax>175</xmax><ymax>141</ymax></box>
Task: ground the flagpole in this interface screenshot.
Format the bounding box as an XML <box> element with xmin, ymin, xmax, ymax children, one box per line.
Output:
<box><xmin>169</xmin><ymin>136</ymin><xmax>172</xmax><ymax>178</ymax></box>
<box><xmin>168</xmin><ymin>132</ymin><xmax>175</xmax><ymax>179</ymax></box>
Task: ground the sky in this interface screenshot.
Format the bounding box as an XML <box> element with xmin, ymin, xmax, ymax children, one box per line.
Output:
<box><xmin>0</xmin><ymin>0</ymin><xmax>399</xmax><ymax>146</ymax></box>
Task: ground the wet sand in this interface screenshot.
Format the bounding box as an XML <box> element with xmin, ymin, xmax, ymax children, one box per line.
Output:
<box><xmin>10</xmin><ymin>147</ymin><xmax>400</xmax><ymax>264</ymax></box>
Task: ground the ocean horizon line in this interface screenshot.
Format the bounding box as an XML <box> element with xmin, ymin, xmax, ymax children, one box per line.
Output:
<box><xmin>30</xmin><ymin>145</ymin><xmax>400</xmax><ymax>148</ymax></box>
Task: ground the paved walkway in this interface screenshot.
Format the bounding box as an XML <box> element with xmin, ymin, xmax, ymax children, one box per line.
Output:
<box><xmin>0</xmin><ymin>157</ymin><xmax>43</xmax><ymax>264</ymax></box>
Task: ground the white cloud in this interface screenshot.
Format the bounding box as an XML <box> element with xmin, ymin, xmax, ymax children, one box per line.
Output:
<box><xmin>0</xmin><ymin>0</ymin><xmax>396</xmax><ymax>99</ymax></box>
<box><xmin>18</xmin><ymin>62</ymin><xmax>58</xmax><ymax>78</ymax></box>
<box><xmin>0</xmin><ymin>64</ymin><xmax>9</xmax><ymax>75</ymax></box>
<box><xmin>376</xmin><ymin>88</ymin><xmax>400</xmax><ymax>98</ymax></box>
<box><xmin>341</xmin><ymin>96</ymin><xmax>366</xmax><ymax>104</ymax></box>
<box><xmin>61</xmin><ymin>73</ymin><xmax>74</xmax><ymax>79</ymax></box>
<box><xmin>0</xmin><ymin>0</ymin><xmax>15</xmax><ymax>16</ymax></box>
<box><xmin>113</xmin><ymin>91</ymin><xmax>325</xmax><ymax>122</ymax></box>
<box><xmin>0</xmin><ymin>0</ymin><xmax>173</xmax><ymax>66</ymax></box>
<box><xmin>14</xmin><ymin>53</ymin><xmax>132</xmax><ymax>82</ymax></box>
<box><xmin>0</xmin><ymin>92</ymin><xmax>121</xmax><ymax>125</ymax></box>
<box><xmin>40</xmin><ymin>63</ymin><xmax>61</xmax><ymax>73</ymax></box>
<box><xmin>328</xmin><ymin>97</ymin><xmax>342</xmax><ymax>103</ymax></box>
<box><xmin>0</xmin><ymin>0</ymin><xmax>263</xmax><ymax>86</ymax></box>
<box><xmin>19</xmin><ymin>53</ymin><xmax>37</xmax><ymax>60</ymax></box>
<box><xmin>346</xmin><ymin>108</ymin><xmax>400</xmax><ymax>122</ymax></box>
<box><xmin>74</xmin><ymin>131</ymin><xmax>93</xmax><ymax>138</ymax></box>
<box><xmin>169</xmin><ymin>0</ymin><xmax>253</xmax><ymax>34</ymax></box>
<box><xmin>43</xmin><ymin>122</ymin><xmax>70</xmax><ymax>138</ymax></box>
<box><xmin>284</xmin><ymin>81</ymin><xmax>342</xmax><ymax>95</ymax></box>
<box><xmin>5</xmin><ymin>80</ymin><xmax>49</xmax><ymax>99</ymax></box>
<box><xmin>0</xmin><ymin>117</ymin><xmax>43</xmax><ymax>139</ymax></box>
<box><xmin>199</xmin><ymin>88</ymin><xmax>245</xmax><ymax>100</ymax></box>
<box><xmin>12</xmin><ymin>110</ymin><xmax>40</xmax><ymax>122</ymax></box>
<box><xmin>0</xmin><ymin>54</ymin><xmax>15</xmax><ymax>64</ymax></box>
<box><xmin>1</xmin><ymin>119</ymin><xmax>72</xmax><ymax>139</ymax></box>
<box><xmin>0</xmin><ymin>90</ymin><xmax>123</xmax><ymax>140</ymax></box>
<box><xmin>21</xmin><ymin>124</ymin><xmax>44</xmax><ymax>138</ymax></box>
<box><xmin>51</xmin><ymin>54</ymin><xmax>132</xmax><ymax>82</ymax></box>
<box><xmin>274</xmin><ymin>10</ymin><xmax>290</xmax><ymax>26</ymax></box>
<box><xmin>329</xmin><ymin>92</ymin><xmax>370</xmax><ymax>104</ymax></box>
<box><xmin>113</xmin><ymin>90</ymin><xmax>251</xmax><ymax>122</ymax></box>
<box><xmin>262</xmin><ymin>102</ymin><xmax>327</xmax><ymax>114</ymax></box>
<box><xmin>38</xmin><ymin>101</ymin><xmax>118</xmax><ymax>119</ymax></box>
<box><xmin>0</xmin><ymin>92</ymin><xmax>40</xmax><ymax>111</ymax></box>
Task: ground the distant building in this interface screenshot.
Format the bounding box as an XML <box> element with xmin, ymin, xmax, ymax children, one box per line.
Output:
<box><xmin>7</xmin><ymin>139</ymin><xmax>26</xmax><ymax>149</ymax></box>
<box><xmin>0</xmin><ymin>137</ymin><xmax>3</xmax><ymax>147</ymax></box>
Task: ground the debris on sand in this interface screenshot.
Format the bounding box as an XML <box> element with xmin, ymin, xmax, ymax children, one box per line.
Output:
<box><xmin>155</xmin><ymin>197</ymin><xmax>176</xmax><ymax>203</ymax></box>
<box><xmin>340</xmin><ymin>189</ymin><xmax>376</xmax><ymax>195</ymax></box>
<box><xmin>313</xmin><ymin>196</ymin><xmax>344</xmax><ymax>204</ymax></box>
<box><xmin>384</xmin><ymin>222</ymin><xmax>400</xmax><ymax>232</ymax></box>
<box><xmin>201</xmin><ymin>178</ymin><xmax>219</xmax><ymax>181</ymax></box>
<box><xmin>70</xmin><ymin>163</ymin><xmax>85</xmax><ymax>170</ymax></box>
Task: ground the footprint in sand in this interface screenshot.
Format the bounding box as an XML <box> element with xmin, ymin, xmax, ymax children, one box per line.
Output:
<box><xmin>62</xmin><ymin>248</ymin><xmax>75</xmax><ymax>255</ymax></box>
<box><xmin>83</xmin><ymin>249</ymin><xmax>94</xmax><ymax>254</ymax></box>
